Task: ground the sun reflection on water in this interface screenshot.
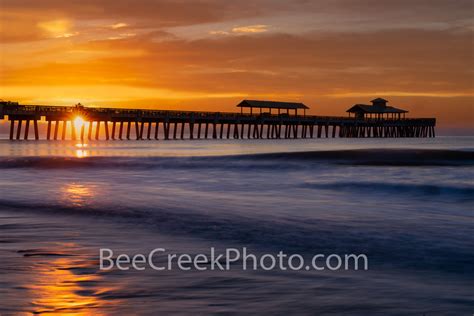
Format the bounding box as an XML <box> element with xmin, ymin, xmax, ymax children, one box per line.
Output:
<box><xmin>61</xmin><ymin>183</ymin><xmax>96</xmax><ymax>207</ymax></box>
<box><xmin>75</xmin><ymin>143</ymin><xmax>89</xmax><ymax>158</ymax></box>
<box><xmin>28</xmin><ymin>251</ymin><xmax>112</xmax><ymax>315</ymax></box>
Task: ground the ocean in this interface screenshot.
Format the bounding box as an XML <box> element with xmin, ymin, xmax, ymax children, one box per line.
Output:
<box><xmin>0</xmin><ymin>137</ymin><xmax>473</xmax><ymax>315</ymax></box>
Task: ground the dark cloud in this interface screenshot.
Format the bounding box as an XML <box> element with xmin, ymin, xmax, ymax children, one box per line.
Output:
<box><xmin>1</xmin><ymin>0</ymin><xmax>266</xmax><ymax>26</ymax></box>
<box><xmin>2</xmin><ymin>0</ymin><xmax>472</xmax><ymax>29</ymax></box>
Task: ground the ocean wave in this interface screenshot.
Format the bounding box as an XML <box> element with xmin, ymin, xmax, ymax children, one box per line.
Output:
<box><xmin>0</xmin><ymin>198</ymin><xmax>472</xmax><ymax>274</ymax></box>
<box><xmin>251</xmin><ymin>149</ymin><xmax>474</xmax><ymax>166</ymax></box>
<box><xmin>301</xmin><ymin>181</ymin><xmax>474</xmax><ymax>199</ymax></box>
<box><xmin>0</xmin><ymin>149</ymin><xmax>473</xmax><ymax>170</ymax></box>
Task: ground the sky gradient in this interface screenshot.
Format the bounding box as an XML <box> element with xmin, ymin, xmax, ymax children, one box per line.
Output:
<box><xmin>1</xmin><ymin>0</ymin><xmax>473</xmax><ymax>133</ymax></box>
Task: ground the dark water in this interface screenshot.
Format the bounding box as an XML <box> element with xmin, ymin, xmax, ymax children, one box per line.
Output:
<box><xmin>0</xmin><ymin>137</ymin><xmax>473</xmax><ymax>315</ymax></box>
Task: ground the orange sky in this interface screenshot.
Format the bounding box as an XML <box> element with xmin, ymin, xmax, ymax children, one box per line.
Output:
<box><xmin>1</xmin><ymin>0</ymin><xmax>473</xmax><ymax>133</ymax></box>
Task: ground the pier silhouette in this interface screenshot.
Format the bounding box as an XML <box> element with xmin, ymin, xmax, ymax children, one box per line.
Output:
<box><xmin>0</xmin><ymin>99</ymin><xmax>436</xmax><ymax>141</ymax></box>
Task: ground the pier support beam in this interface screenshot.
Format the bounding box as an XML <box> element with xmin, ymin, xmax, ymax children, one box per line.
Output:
<box><xmin>112</xmin><ymin>122</ymin><xmax>116</xmax><ymax>140</ymax></box>
<box><xmin>189</xmin><ymin>122</ymin><xmax>194</xmax><ymax>139</ymax></box>
<box><xmin>104</xmin><ymin>122</ymin><xmax>110</xmax><ymax>140</ymax></box>
<box><xmin>46</xmin><ymin>121</ymin><xmax>51</xmax><ymax>140</ymax></box>
<box><xmin>212</xmin><ymin>123</ymin><xmax>217</xmax><ymax>139</ymax></box>
<box><xmin>147</xmin><ymin>122</ymin><xmax>152</xmax><ymax>140</ymax></box>
<box><xmin>61</xmin><ymin>121</ymin><xmax>67</xmax><ymax>140</ymax></box>
<box><xmin>164</xmin><ymin>122</ymin><xmax>170</xmax><ymax>140</ymax></box>
<box><xmin>172</xmin><ymin>122</ymin><xmax>177</xmax><ymax>139</ymax></box>
<box><xmin>24</xmin><ymin>120</ymin><xmax>30</xmax><ymax>140</ymax></box>
<box><xmin>34</xmin><ymin>120</ymin><xmax>39</xmax><ymax>140</ymax></box>
<box><xmin>53</xmin><ymin>120</ymin><xmax>59</xmax><ymax>140</ymax></box>
<box><xmin>16</xmin><ymin>120</ymin><xmax>23</xmax><ymax>140</ymax></box>
<box><xmin>138</xmin><ymin>121</ymin><xmax>144</xmax><ymax>140</ymax></box>
<box><xmin>9</xmin><ymin>120</ymin><xmax>15</xmax><ymax>140</ymax></box>
<box><xmin>155</xmin><ymin>122</ymin><xmax>160</xmax><ymax>140</ymax></box>
<box><xmin>14</xmin><ymin>120</ymin><xmax>22</xmax><ymax>140</ymax></box>
<box><xmin>127</xmin><ymin>121</ymin><xmax>131</xmax><ymax>140</ymax></box>
<box><xmin>88</xmin><ymin>121</ymin><xmax>93</xmax><ymax>140</ymax></box>
<box><xmin>95</xmin><ymin>121</ymin><xmax>101</xmax><ymax>140</ymax></box>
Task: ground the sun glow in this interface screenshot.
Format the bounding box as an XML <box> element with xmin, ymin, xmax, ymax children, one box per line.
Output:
<box><xmin>74</xmin><ymin>116</ymin><xmax>85</xmax><ymax>131</ymax></box>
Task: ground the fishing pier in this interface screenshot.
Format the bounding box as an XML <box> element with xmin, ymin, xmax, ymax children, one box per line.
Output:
<box><xmin>0</xmin><ymin>99</ymin><xmax>436</xmax><ymax>141</ymax></box>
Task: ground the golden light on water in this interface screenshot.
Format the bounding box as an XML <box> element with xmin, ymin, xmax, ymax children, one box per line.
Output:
<box><xmin>75</xmin><ymin>150</ymin><xmax>88</xmax><ymax>158</ymax></box>
<box><xmin>25</xmin><ymin>243</ymin><xmax>115</xmax><ymax>316</ymax></box>
<box><xmin>61</xmin><ymin>183</ymin><xmax>95</xmax><ymax>207</ymax></box>
<box><xmin>30</xmin><ymin>257</ymin><xmax>103</xmax><ymax>315</ymax></box>
<box><xmin>75</xmin><ymin>143</ymin><xmax>89</xmax><ymax>158</ymax></box>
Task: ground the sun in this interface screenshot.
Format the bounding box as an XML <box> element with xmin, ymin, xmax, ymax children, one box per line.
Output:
<box><xmin>73</xmin><ymin>116</ymin><xmax>85</xmax><ymax>131</ymax></box>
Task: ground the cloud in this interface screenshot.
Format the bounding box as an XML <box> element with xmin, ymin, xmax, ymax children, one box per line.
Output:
<box><xmin>0</xmin><ymin>0</ymin><xmax>267</xmax><ymax>28</ymax></box>
<box><xmin>109</xmin><ymin>22</ymin><xmax>128</xmax><ymax>29</ymax></box>
<box><xmin>232</xmin><ymin>25</ymin><xmax>268</xmax><ymax>33</ymax></box>
<box><xmin>209</xmin><ymin>24</ymin><xmax>269</xmax><ymax>37</ymax></box>
<box><xmin>325</xmin><ymin>91</ymin><xmax>474</xmax><ymax>98</ymax></box>
<box><xmin>37</xmin><ymin>19</ymin><xmax>73</xmax><ymax>37</ymax></box>
<box><xmin>108</xmin><ymin>33</ymin><xmax>136</xmax><ymax>40</ymax></box>
<box><xmin>56</xmin><ymin>32</ymin><xmax>79</xmax><ymax>38</ymax></box>
<box><xmin>209</xmin><ymin>30</ymin><xmax>230</xmax><ymax>36</ymax></box>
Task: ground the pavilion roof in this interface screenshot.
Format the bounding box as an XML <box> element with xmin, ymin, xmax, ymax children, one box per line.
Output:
<box><xmin>347</xmin><ymin>103</ymin><xmax>408</xmax><ymax>114</ymax></box>
<box><xmin>237</xmin><ymin>100</ymin><xmax>309</xmax><ymax>110</ymax></box>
